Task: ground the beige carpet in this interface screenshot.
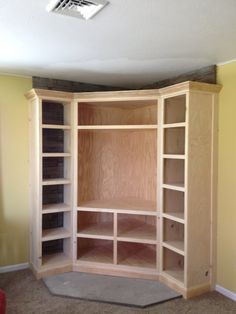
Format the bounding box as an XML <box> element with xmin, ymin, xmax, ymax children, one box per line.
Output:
<box><xmin>0</xmin><ymin>269</ymin><xmax>236</xmax><ymax>314</ymax></box>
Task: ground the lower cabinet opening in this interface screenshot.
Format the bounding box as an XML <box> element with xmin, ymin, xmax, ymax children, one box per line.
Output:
<box><xmin>163</xmin><ymin>247</ymin><xmax>184</xmax><ymax>283</ymax></box>
<box><xmin>117</xmin><ymin>242</ymin><xmax>156</xmax><ymax>269</ymax></box>
<box><xmin>42</xmin><ymin>238</ymin><xmax>71</xmax><ymax>266</ymax></box>
<box><xmin>77</xmin><ymin>238</ymin><xmax>113</xmax><ymax>264</ymax></box>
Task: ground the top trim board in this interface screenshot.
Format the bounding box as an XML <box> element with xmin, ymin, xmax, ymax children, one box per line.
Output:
<box><xmin>25</xmin><ymin>81</ymin><xmax>222</xmax><ymax>101</ymax></box>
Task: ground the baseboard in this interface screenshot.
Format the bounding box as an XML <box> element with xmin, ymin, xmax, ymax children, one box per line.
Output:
<box><xmin>0</xmin><ymin>262</ymin><xmax>29</xmax><ymax>273</ymax></box>
<box><xmin>215</xmin><ymin>285</ymin><xmax>236</xmax><ymax>301</ymax></box>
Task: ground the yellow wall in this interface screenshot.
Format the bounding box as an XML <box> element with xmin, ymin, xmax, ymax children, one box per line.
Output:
<box><xmin>217</xmin><ymin>61</ymin><xmax>236</xmax><ymax>293</ymax></box>
<box><xmin>0</xmin><ymin>75</ymin><xmax>32</xmax><ymax>266</ymax></box>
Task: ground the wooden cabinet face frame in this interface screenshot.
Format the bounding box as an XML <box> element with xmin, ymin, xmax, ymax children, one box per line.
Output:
<box><xmin>26</xmin><ymin>82</ymin><xmax>221</xmax><ymax>298</ymax></box>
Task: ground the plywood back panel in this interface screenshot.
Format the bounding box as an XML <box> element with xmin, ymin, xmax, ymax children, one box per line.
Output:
<box><xmin>163</xmin><ymin>189</ymin><xmax>185</xmax><ymax>214</ymax></box>
<box><xmin>164</xmin><ymin>95</ymin><xmax>186</xmax><ymax>124</ymax></box>
<box><xmin>117</xmin><ymin>214</ymin><xmax>156</xmax><ymax>226</ymax></box>
<box><xmin>164</xmin><ymin>128</ymin><xmax>185</xmax><ymax>155</ymax></box>
<box><xmin>78</xmin><ymin>129</ymin><xmax>157</xmax><ymax>205</ymax></box>
<box><xmin>163</xmin><ymin>159</ymin><xmax>185</xmax><ymax>185</ymax></box>
<box><xmin>78</xmin><ymin>101</ymin><xmax>157</xmax><ymax>125</ymax></box>
<box><xmin>163</xmin><ymin>247</ymin><xmax>184</xmax><ymax>270</ymax></box>
<box><xmin>163</xmin><ymin>219</ymin><xmax>184</xmax><ymax>242</ymax></box>
<box><xmin>77</xmin><ymin>212</ymin><xmax>113</xmax><ymax>231</ymax></box>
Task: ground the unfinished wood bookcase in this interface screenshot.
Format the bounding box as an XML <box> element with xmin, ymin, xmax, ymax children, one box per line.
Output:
<box><xmin>26</xmin><ymin>81</ymin><xmax>221</xmax><ymax>298</ymax></box>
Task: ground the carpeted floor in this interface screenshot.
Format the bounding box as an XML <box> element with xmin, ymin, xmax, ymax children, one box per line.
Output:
<box><xmin>0</xmin><ymin>269</ymin><xmax>236</xmax><ymax>314</ymax></box>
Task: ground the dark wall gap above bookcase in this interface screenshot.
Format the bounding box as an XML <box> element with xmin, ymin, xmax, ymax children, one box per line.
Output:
<box><xmin>43</xmin><ymin>157</ymin><xmax>64</xmax><ymax>179</ymax></box>
<box><xmin>42</xmin><ymin>102</ymin><xmax>64</xmax><ymax>125</ymax></box>
<box><xmin>42</xmin><ymin>239</ymin><xmax>64</xmax><ymax>255</ymax></box>
<box><xmin>43</xmin><ymin>185</ymin><xmax>64</xmax><ymax>205</ymax></box>
<box><xmin>42</xmin><ymin>213</ymin><xmax>64</xmax><ymax>230</ymax></box>
<box><xmin>43</xmin><ymin>129</ymin><xmax>64</xmax><ymax>153</ymax></box>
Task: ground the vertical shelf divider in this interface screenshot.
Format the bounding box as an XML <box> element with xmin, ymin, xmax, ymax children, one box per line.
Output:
<box><xmin>72</xmin><ymin>99</ymin><xmax>78</xmax><ymax>265</ymax></box>
<box><xmin>38</xmin><ymin>97</ymin><xmax>43</xmax><ymax>268</ymax></box>
<box><xmin>160</xmin><ymin>92</ymin><xmax>187</xmax><ymax>285</ymax></box>
<box><xmin>114</xmin><ymin>212</ymin><xmax>118</xmax><ymax>265</ymax></box>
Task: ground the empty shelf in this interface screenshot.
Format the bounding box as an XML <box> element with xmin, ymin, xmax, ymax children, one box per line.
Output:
<box><xmin>77</xmin><ymin>125</ymin><xmax>158</xmax><ymax>130</ymax></box>
<box><xmin>163</xmin><ymin>269</ymin><xmax>184</xmax><ymax>284</ymax></box>
<box><xmin>77</xmin><ymin>244</ymin><xmax>113</xmax><ymax>264</ymax></box>
<box><xmin>42</xmin><ymin>179</ymin><xmax>71</xmax><ymax>186</ymax></box>
<box><xmin>42</xmin><ymin>227</ymin><xmax>71</xmax><ymax>241</ymax></box>
<box><xmin>42</xmin><ymin>153</ymin><xmax>71</xmax><ymax>157</ymax></box>
<box><xmin>42</xmin><ymin>252</ymin><xmax>71</xmax><ymax>267</ymax></box>
<box><xmin>78</xmin><ymin>199</ymin><xmax>157</xmax><ymax>214</ymax></box>
<box><xmin>42</xmin><ymin>203</ymin><xmax>71</xmax><ymax>214</ymax></box>
<box><xmin>42</xmin><ymin>124</ymin><xmax>71</xmax><ymax>130</ymax></box>
<box><xmin>163</xmin><ymin>123</ymin><xmax>186</xmax><ymax>128</ymax></box>
<box><xmin>162</xmin><ymin>183</ymin><xmax>185</xmax><ymax>192</ymax></box>
<box><xmin>77</xmin><ymin>221</ymin><xmax>113</xmax><ymax>239</ymax></box>
<box><xmin>162</xmin><ymin>241</ymin><xmax>184</xmax><ymax>256</ymax></box>
<box><xmin>118</xmin><ymin>219</ymin><xmax>156</xmax><ymax>244</ymax></box>
<box><xmin>163</xmin><ymin>154</ymin><xmax>185</xmax><ymax>160</ymax></box>
<box><xmin>118</xmin><ymin>243</ymin><xmax>156</xmax><ymax>269</ymax></box>
<box><xmin>162</xmin><ymin>213</ymin><xmax>185</xmax><ymax>224</ymax></box>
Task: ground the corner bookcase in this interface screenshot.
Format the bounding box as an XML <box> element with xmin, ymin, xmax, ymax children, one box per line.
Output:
<box><xmin>26</xmin><ymin>81</ymin><xmax>221</xmax><ymax>298</ymax></box>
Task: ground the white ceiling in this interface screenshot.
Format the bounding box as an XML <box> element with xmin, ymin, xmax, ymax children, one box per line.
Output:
<box><xmin>0</xmin><ymin>0</ymin><xmax>236</xmax><ymax>88</ymax></box>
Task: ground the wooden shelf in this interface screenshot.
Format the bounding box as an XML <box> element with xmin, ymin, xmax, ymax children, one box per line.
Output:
<box><xmin>77</xmin><ymin>221</ymin><xmax>113</xmax><ymax>240</ymax></box>
<box><xmin>78</xmin><ymin>199</ymin><xmax>157</xmax><ymax>214</ymax></box>
<box><xmin>117</xmin><ymin>219</ymin><xmax>156</xmax><ymax>244</ymax></box>
<box><xmin>162</xmin><ymin>183</ymin><xmax>185</xmax><ymax>192</ymax></box>
<box><xmin>77</xmin><ymin>125</ymin><xmax>158</xmax><ymax>130</ymax></box>
<box><xmin>162</xmin><ymin>241</ymin><xmax>184</xmax><ymax>256</ymax></box>
<box><xmin>42</xmin><ymin>179</ymin><xmax>71</xmax><ymax>186</ymax></box>
<box><xmin>42</xmin><ymin>252</ymin><xmax>71</xmax><ymax>267</ymax></box>
<box><xmin>42</xmin><ymin>203</ymin><xmax>71</xmax><ymax>214</ymax></box>
<box><xmin>163</xmin><ymin>269</ymin><xmax>184</xmax><ymax>284</ymax></box>
<box><xmin>42</xmin><ymin>227</ymin><xmax>70</xmax><ymax>241</ymax></box>
<box><xmin>77</xmin><ymin>243</ymin><xmax>113</xmax><ymax>264</ymax></box>
<box><xmin>162</xmin><ymin>213</ymin><xmax>185</xmax><ymax>224</ymax></box>
<box><xmin>163</xmin><ymin>123</ymin><xmax>186</xmax><ymax>128</ymax></box>
<box><xmin>118</xmin><ymin>242</ymin><xmax>156</xmax><ymax>269</ymax></box>
<box><xmin>163</xmin><ymin>154</ymin><xmax>185</xmax><ymax>160</ymax></box>
<box><xmin>42</xmin><ymin>153</ymin><xmax>71</xmax><ymax>157</ymax></box>
<box><xmin>42</xmin><ymin>124</ymin><xmax>71</xmax><ymax>130</ymax></box>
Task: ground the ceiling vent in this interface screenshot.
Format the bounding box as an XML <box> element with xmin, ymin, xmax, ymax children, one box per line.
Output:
<box><xmin>46</xmin><ymin>0</ymin><xmax>109</xmax><ymax>20</ymax></box>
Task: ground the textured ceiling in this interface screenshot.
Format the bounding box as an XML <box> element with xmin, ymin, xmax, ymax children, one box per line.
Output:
<box><xmin>0</xmin><ymin>0</ymin><xmax>236</xmax><ymax>87</ymax></box>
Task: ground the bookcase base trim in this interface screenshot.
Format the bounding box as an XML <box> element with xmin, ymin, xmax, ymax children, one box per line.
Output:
<box><xmin>73</xmin><ymin>264</ymin><xmax>159</xmax><ymax>281</ymax></box>
<box><xmin>159</xmin><ymin>274</ymin><xmax>211</xmax><ymax>299</ymax></box>
<box><xmin>31</xmin><ymin>262</ymin><xmax>211</xmax><ymax>299</ymax></box>
<box><xmin>184</xmin><ymin>283</ymin><xmax>211</xmax><ymax>299</ymax></box>
<box><xmin>31</xmin><ymin>263</ymin><xmax>72</xmax><ymax>279</ymax></box>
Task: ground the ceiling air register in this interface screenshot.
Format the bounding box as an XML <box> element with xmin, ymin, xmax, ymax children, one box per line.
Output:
<box><xmin>47</xmin><ymin>0</ymin><xmax>109</xmax><ymax>20</ymax></box>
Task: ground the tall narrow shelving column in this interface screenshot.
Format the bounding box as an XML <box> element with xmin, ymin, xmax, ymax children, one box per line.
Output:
<box><xmin>28</xmin><ymin>90</ymin><xmax>74</xmax><ymax>277</ymax></box>
<box><xmin>159</xmin><ymin>85</ymin><xmax>221</xmax><ymax>298</ymax></box>
<box><xmin>41</xmin><ymin>101</ymin><xmax>73</xmax><ymax>270</ymax></box>
<box><xmin>160</xmin><ymin>94</ymin><xmax>186</xmax><ymax>287</ymax></box>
